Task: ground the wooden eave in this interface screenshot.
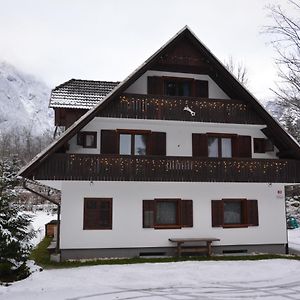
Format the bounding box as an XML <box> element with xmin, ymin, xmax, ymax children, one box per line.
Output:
<box><xmin>19</xmin><ymin>26</ymin><xmax>300</xmax><ymax>178</ymax></box>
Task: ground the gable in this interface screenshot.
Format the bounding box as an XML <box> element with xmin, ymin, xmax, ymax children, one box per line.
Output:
<box><xmin>18</xmin><ymin>26</ymin><xmax>300</xmax><ymax>178</ymax></box>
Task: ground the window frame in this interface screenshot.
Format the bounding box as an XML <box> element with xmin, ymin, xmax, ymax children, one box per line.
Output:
<box><xmin>163</xmin><ymin>77</ymin><xmax>194</xmax><ymax>97</ymax></box>
<box><xmin>77</xmin><ymin>131</ymin><xmax>97</xmax><ymax>148</ymax></box>
<box><xmin>222</xmin><ymin>198</ymin><xmax>248</xmax><ymax>228</ymax></box>
<box><xmin>254</xmin><ymin>138</ymin><xmax>274</xmax><ymax>153</ymax></box>
<box><xmin>212</xmin><ymin>198</ymin><xmax>258</xmax><ymax>228</ymax></box>
<box><xmin>117</xmin><ymin>129</ymin><xmax>150</xmax><ymax>156</ymax></box>
<box><xmin>207</xmin><ymin>133</ymin><xmax>236</xmax><ymax>158</ymax></box>
<box><xmin>83</xmin><ymin>198</ymin><xmax>112</xmax><ymax>230</ymax></box>
<box><xmin>154</xmin><ymin>198</ymin><xmax>181</xmax><ymax>229</ymax></box>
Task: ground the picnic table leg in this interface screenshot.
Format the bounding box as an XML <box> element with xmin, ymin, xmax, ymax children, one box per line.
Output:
<box><xmin>207</xmin><ymin>241</ymin><xmax>212</xmax><ymax>256</ymax></box>
<box><xmin>177</xmin><ymin>242</ymin><xmax>183</xmax><ymax>257</ymax></box>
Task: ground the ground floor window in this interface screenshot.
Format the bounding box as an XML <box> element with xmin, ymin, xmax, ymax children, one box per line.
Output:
<box><xmin>211</xmin><ymin>199</ymin><xmax>258</xmax><ymax>228</ymax></box>
<box><xmin>143</xmin><ymin>199</ymin><xmax>193</xmax><ymax>229</ymax></box>
<box><xmin>83</xmin><ymin>198</ymin><xmax>112</xmax><ymax>230</ymax></box>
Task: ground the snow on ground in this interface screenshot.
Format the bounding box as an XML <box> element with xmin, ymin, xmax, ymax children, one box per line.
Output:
<box><xmin>2</xmin><ymin>211</ymin><xmax>300</xmax><ymax>299</ymax></box>
<box><xmin>288</xmin><ymin>228</ymin><xmax>300</xmax><ymax>254</ymax></box>
<box><xmin>1</xmin><ymin>259</ymin><xmax>300</xmax><ymax>300</ymax></box>
<box><xmin>28</xmin><ymin>210</ymin><xmax>57</xmax><ymax>246</ymax></box>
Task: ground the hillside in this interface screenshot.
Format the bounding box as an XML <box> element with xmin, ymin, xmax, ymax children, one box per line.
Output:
<box><xmin>0</xmin><ymin>61</ymin><xmax>53</xmax><ymax>136</ymax></box>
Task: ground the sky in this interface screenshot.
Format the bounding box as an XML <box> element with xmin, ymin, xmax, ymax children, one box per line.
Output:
<box><xmin>0</xmin><ymin>0</ymin><xmax>296</xmax><ymax>102</ymax></box>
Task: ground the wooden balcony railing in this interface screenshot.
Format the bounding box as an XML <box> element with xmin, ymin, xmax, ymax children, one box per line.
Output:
<box><xmin>98</xmin><ymin>93</ymin><xmax>264</xmax><ymax>124</ymax></box>
<box><xmin>32</xmin><ymin>154</ymin><xmax>300</xmax><ymax>183</ymax></box>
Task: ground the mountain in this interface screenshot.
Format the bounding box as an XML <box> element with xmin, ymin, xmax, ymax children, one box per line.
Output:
<box><xmin>0</xmin><ymin>61</ymin><xmax>53</xmax><ymax>136</ymax></box>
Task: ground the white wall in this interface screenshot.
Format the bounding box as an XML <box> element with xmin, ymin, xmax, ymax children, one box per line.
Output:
<box><xmin>59</xmin><ymin>181</ymin><xmax>287</xmax><ymax>249</ymax></box>
<box><xmin>125</xmin><ymin>70</ymin><xmax>230</xmax><ymax>100</ymax></box>
<box><xmin>68</xmin><ymin>117</ymin><xmax>278</xmax><ymax>159</ymax></box>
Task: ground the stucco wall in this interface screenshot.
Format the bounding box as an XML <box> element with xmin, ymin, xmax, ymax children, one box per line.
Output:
<box><xmin>125</xmin><ymin>70</ymin><xmax>230</xmax><ymax>99</ymax></box>
<box><xmin>67</xmin><ymin>117</ymin><xmax>278</xmax><ymax>159</ymax></box>
<box><xmin>59</xmin><ymin>181</ymin><xmax>287</xmax><ymax>250</ymax></box>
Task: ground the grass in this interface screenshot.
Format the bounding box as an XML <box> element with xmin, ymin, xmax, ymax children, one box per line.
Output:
<box><xmin>30</xmin><ymin>237</ymin><xmax>300</xmax><ymax>270</ymax></box>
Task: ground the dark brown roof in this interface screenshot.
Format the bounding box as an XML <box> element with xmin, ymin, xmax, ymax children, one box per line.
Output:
<box><xmin>49</xmin><ymin>79</ymin><xmax>120</xmax><ymax>109</ymax></box>
<box><xmin>19</xmin><ymin>26</ymin><xmax>300</xmax><ymax>178</ymax></box>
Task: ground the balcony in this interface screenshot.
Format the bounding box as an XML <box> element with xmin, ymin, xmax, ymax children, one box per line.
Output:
<box><xmin>99</xmin><ymin>93</ymin><xmax>264</xmax><ymax>124</ymax></box>
<box><xmin>31</xmin><ymin>154</ymin><xmax>300</xmax><ymax>183</ymax></box>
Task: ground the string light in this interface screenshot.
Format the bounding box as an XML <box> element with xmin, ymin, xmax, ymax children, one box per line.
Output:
<box><xmin>114</xmin><ymin>95</ymin><xmax>259</xmax><ymax>123</ymax></box>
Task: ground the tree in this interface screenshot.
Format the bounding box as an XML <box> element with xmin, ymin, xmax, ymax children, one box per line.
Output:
<box><xmin>0</xmin><ymin>156</ymin><xmax>35</xmax><ymax>281</ymax></box>
<box><xmin>264</xmin><ymin>0</ymin><xmax>300</xmax><ymax>140</ymax></box>
<box><xmin>224</xmin><ymin>56</ymin><xmax>249</xmax><ymax>87</ymax></box>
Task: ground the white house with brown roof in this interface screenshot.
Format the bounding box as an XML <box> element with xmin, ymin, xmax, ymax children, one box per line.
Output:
<box><xmin>19</xmin><ymin>27</ymin><xmax>300</xmax><ymax>260</ymax></box>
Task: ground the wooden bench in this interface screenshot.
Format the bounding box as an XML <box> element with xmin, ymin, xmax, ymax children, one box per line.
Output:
<box><xmin>169</xmin><ymin>238</ymin><xmax>220</xmax><ymax>257</ymax></box>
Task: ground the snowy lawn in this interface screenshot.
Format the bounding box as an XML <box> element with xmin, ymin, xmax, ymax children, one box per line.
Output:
<box><xmin>1</xmin><ymin>259</ymin><xmax>300</xmax><ymax>300</ymax></box>
<box><xmin>2</xmin><ymin>212</ymin><xmax>300</xmax><ymax>299</ymax></box>
<box><xmin>288</xmin><ymin>228</ymin><xmax>300</xmax><ymax>254</ymax></box>
<box><xmin>28</xmin><ymin>210</ymin><xmax>57</xmax><ymax>246</ymax></box>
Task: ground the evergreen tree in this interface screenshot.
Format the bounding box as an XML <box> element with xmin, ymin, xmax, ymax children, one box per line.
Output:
<box><xmin>0</xmin><ymin>156</ymin><xmax>35</xmax><ymax>281</ymax></box>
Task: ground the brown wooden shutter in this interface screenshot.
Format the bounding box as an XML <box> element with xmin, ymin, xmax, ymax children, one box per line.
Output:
<box><xmin>211</xmin><ymin>200</ymin><xmax>223</xmax><ymax>227</ymax></box>
<box><xmin>194</xmin><ymin>80</ymin><xmax>208</xmax><ymax>98</ymax></box>
<box><xmin>192</xmin><ymin>133</ymin><xmax>208</xmax><ymax>157</ymax></box>
<box><xmin>101</xmin><ymin>130</ymin><xmax>118</xmax><ymax>154</ymax></box>
<box><xmin>147</xmin><ymin>76</ymin><xmax>163</xmax><ymax>95</ymax></box>
<box><xmin>143</xmin><ymin>200</ymin><xmax>155</xmax><ymax>228</ymax></box>
<box><xmin>247</xmin><ymin>200</ymin><xmax>259</xmax><ymax>226</ymax></box>
<box><xmin>181</xmin><ymin>200</ymin><xmax>193</xmax><ymax>227</ymax></box>
<box><xmin>234</xmin><ymin>135</ymin><xmax>252</xmax><ymax>158</ymax></box>
<box><xmin>77</xmin><ymin>132</ymin><xmax>84</xmax><ymax>146</ymax></box>
<box><xmin>148</xmin><ymin>132</ymin><xmax>166</xmax><ymax>156</ymax></box>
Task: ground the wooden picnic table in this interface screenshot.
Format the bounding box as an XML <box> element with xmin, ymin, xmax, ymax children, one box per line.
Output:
<box><xmin>169</xmin><ymin>238</ymin><xmax>220</xmax><ymax>257</ymax></box>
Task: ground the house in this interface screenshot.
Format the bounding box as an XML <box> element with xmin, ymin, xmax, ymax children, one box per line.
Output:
<box><xmin>19</xmin><ymin>26</ymin><xmax>300</xmax><ymax>261</ymax></box>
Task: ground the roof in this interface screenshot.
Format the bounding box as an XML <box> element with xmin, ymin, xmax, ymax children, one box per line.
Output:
<box><xmin>49</xmin><ymin>79</ymin><xmax>120</xmax><ymax>109</ymax></box>
<box><xmin>19</xmin><ymin>26</ymin><xmax>300</xmax><ymax>178</ymax></box>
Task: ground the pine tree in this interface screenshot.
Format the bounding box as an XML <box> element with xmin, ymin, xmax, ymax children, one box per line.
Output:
<box><xmin>0</xmin><ymin>156</ymin><xmax>35</xmax><ymax>281</ymax></box>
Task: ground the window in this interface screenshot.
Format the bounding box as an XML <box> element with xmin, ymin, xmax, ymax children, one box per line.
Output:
<box><xmin>101</xmin><ymin>130</ymin><xmax>166</xmax><ymax>156</ymax></box>
<box><xmin>208</xmin><ymin>135</ymin><xmax>233</xmax><ymax>158</ymax></box>
<box><xmin>164</xmin><ymin>79</ymin><xmax>192</xmax><ymax>96</ymax></box>
<box><xmin>223</xmin><ymin>199</ymin><xmax>245</xmax><ymax>225</ymax></box>
<box><xmin>119</xmin><ymin>132</ymin><xmax>147</xmax><ymax>155</ymax></box>
<box><xmin>77</xmin><ymin>132</ymin><xmax>97</xmax><ymax>148</ymax></box>
<box><xmin>147</xmin><ymin>76</ymin><xmax>209</xmax><ymax>98</ymax></box>
<box><xmin>83</xmin><ymin>198</ymin><xmax>112</xmax><ymax>230</ymax></box>
<box><xmin>211</xmin><ymin>199</ymin><xmax>258</xmax><ymax>228</ymax></box>
<box><xmin>192</xmin><ymin>133</ymin><xmax>252</xmax><ymax>158</ymax></box>
<box><xmin>254</xmin><ymin>138</ymin><xmax>274</xmax><ymax>153</ymax></box>
<box><xmin>143</xmin><ymin>199</ymin><xmax>193</xmax><ymax>229</ymax></box>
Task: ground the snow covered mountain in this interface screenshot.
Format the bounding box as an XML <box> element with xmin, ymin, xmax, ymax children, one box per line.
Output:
<box><xmin>0</xmin><ymin>61</ymin><xmax>53</xmax><ymax>136</ymax></box>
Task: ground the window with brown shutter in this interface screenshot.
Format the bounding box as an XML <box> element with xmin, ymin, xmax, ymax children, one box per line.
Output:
<box><xmin>83</xmin><ymin>198</ymin><xmax>112</xmax><ymax>230</ymax></box>
<box><xmin>254</xmin><ymin>138</ymin><xmax>274</xmax><ymax>153</ymax></box>
<box><xmin>193</xmin><ymin>133</ymin><xmax>252</xmax><ymax>158</ymax></box>
<box><xmin>148</xmin><ymin>76</ymin><xmax>209</xmax><ymax>98</ymax></box>
<box><xmin>143</xmin><ymin>199</ymin><xmax>193</xmax><ymax>229</ymax></box>
<box><xmin>211</xmin><ymin>199</ymin><xmax>258</xmax><ymax>228</ymax></box>
<box><xmin>77</xmin><ymin>132</ymin><xmax>97</xmax><ymax>148</ymax></box>
<box><xmin>101</xmin><ymin>129</ymin><xmax>166</xmax><ymax>156</ymax></box>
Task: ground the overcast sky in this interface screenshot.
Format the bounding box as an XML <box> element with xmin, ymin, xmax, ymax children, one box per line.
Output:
<box><xmin>0</xmin><ymin>0</ymin><xmax>295</xmax><ymax>102</ymax></box>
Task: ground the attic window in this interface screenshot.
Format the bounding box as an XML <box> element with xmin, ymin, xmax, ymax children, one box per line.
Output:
<box><xmin>254</xmin><ymin>138</ymin><xmax>274</xmax><ymax>153</ymax></box>
<box><xmin>77</xmin><ymin>132</ymin><xmax>97</xmax><ymax>148</ymax></box>
<box><xmin>147</xmin><ymin>76</ymin><xmax>209</xmax><ymax>98</ymax></box>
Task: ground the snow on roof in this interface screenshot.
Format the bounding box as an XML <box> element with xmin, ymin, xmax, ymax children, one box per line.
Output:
<box><xmin>49</xmin><ymin>79</ymin><xmax>120</xmax><ymax>109</ymax></box>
